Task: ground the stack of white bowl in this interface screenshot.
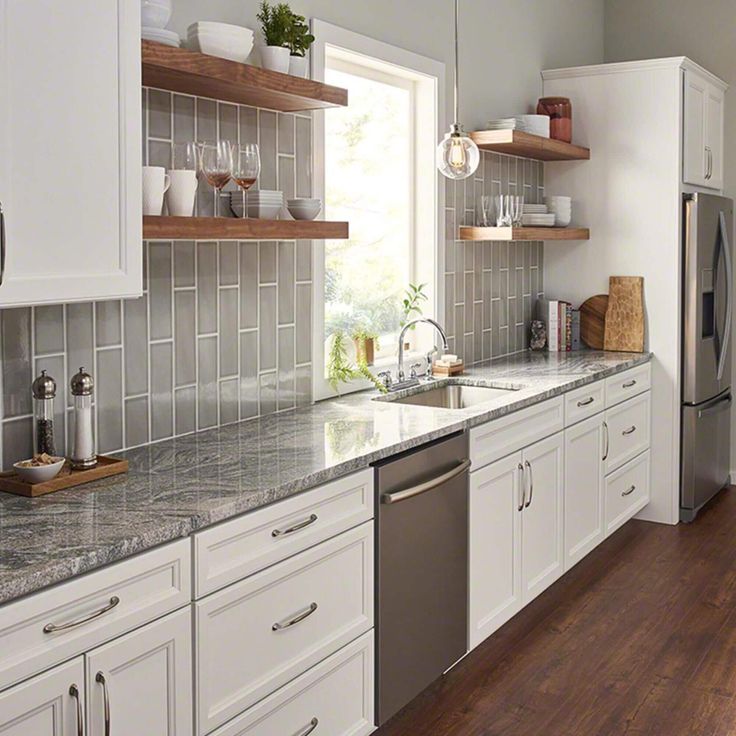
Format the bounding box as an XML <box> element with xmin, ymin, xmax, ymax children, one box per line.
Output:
<box><xmin>544</xmin><ymin>196</ymin><xmax>572</xmax><ymax>227</ymax></box>
<box><xmin>186</xmin><ymin>22</ymin><xmax>254</xmax><ymax>63</ymax></box>
<box><xmin>486</xmin><ymin>115</ymin><xmax>550</xmax><ymax>138</ymax></box>
<box><xmin>230</xmin><ymin>190</ymin><xmax>283</xmax><ymax>219</ymax></box>
<box><xmin>287</xmin><ymin>198</ymin><xmax>322</xmax><ymax>221</ymax></box>
<box><xmin>141</xmin><ymin>0</ymin><xmax>180</xmax><ymax>47</ymax></box>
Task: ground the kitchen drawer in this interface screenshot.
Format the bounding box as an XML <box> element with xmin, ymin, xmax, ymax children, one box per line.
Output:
<box><xmin>194</xmin><ymin>469</ymin><xmax>373</xmax><ymax>597</ymax></box>
<box><xmin>604</xmin><ymin>392</ymin><xmax>651</xmax><ymax>474</ymax></box>
<box><xmin>0</xmin><ymin>539</ymin><xmax>190</xmax><ymax>692</ymax></box>
<box><xmin>564</xmin><ymin>380</ymin><xmax>605</xmax><ymax>426</ymax></box>
<box><xmin>195</xmin><ymin>522</ymin><xmax>374</xmax><ymax>735</ymax></box>
<box><xmin>605</xmin><ymin>450</ymin><xmax>650</xmax><ymax>536</ymax></box>
<box><xmin>210</xmin><ymin>632</ymin><xmax>375</xmax><ymax>736</ymax></box>
<box><xmin>605</xmin><ymin>363</ymin><xmax>651</xmax><ymax>407</ymax></box>
<box><xmin>470</xmin><ymin>396</ymin><xmax>564</xmax><ymax>470</ymax></box>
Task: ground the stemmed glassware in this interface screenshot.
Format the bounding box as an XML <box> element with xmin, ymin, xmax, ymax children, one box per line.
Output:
<box><xmin>199</xmin><ymin>141</ymin><xmax>233</xmax><ymax>217</ymax></box>
<box><xmin>231</xmin><ymin>144</ymin><xmax>261</xmax><ymax>218</ymax></box>
<box><xmin>495</xmin><ymin>195</ymin><xmax>524</xmax><ymax>227</ymax></box>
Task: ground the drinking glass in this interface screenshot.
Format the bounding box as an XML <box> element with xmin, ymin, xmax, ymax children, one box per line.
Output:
<box><xmin>199</xmin><ymin>141</ymin><xmax>233</xmax><ymax>217</ymax></box>
<box><xmin>232</xmin><ymin>144</ymin><xmax>261</xmax><ymax>218</ymax></box>
<box><xmin>510</xmin><ymin>195</ymin><xmax>524</xmax><ymax>226</ymax></box>
<box><xmin>173</xmin><ymin>141</ymin><xmax>198</xmax><ymax>171</ymax></box>
<box><xmin>495</xmin><ymin>195</ymin><xmax>511</xmax><ymax>226</ymax></box>
<box><xmin>477</xmin><ymin>195</ymin><xmax>492</xmax><ymax>227</ymax></box>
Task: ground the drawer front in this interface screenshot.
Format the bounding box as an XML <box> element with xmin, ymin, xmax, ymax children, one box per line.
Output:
<box><xmin>211</xmin><ymin>632</ymin><xmax>374</xmax><ymax>736</ymax></box>
<box><xmin>195</xmin><ymin>522</ymin><xmax>374</xmax><ymax>735</ymax></box>
<box><xmin>194</xmin><ymin>469</ymin><xmax>373</xmax><ymax>597</ymax></box>
<box><xmin>604</xmin><ymin>392</ymin><xmax>651</xmax><ymax>474</ymax></box>
<box><xmin>605</xmin><ymin>450</ymin><xmax>650</xmax><ymax>536</ymax></box>
<box><xmin>564</xmin><ymin>381</ymin><xmax>605</xmax><ymax>426</ymax></box>
<box><xmin>0</xmin><ymin>539</ymin><xmax>190</xmax><ymax>692</ymax></box>
<box><xmin>605</xmin><ymin>363</ymin><xmax>651</xmax><ymax>407</ymax></box>
<box><xmin>470</xmin><ymin>396</ymin><xmax>564</xmax><ymax>471</ymax></box>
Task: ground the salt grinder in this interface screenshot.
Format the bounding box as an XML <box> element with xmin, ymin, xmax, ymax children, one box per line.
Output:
<box><xmin>70</xmin><ymin>367</ymin><xmax>96</xmax><ymax>469</ymax></box>
<box><xmin>32</xmin><ymin>370</ymin><xmax>56</xmax><ymax>456</ymax></box>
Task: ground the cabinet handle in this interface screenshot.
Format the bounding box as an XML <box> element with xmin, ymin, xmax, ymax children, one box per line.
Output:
<box><xmin>577</xmin><ymin>396</ymin><xmax>595</xmax><ymax>407</ymax></box>
<box><xmin>272</xmin><ymin>513</ymin><xmax>318</xmax><ymax>538</ymax></box>
<box><xmin>297</xmin><ymin>718</ymin><xmax>319</xmax><ymax>736</ymax></box>
<box><xmin>622</xmin><ymin>484</ymin><xmax>636</xmax><ymax>497</ymax></box>
<box><xmin>517</xmin><ymin>462</ymin><xmax>525</xmax><ymax>511</ymax></box>
<box><xmin>602</xmin><ymin>421</ymin><xmax>609</xmax><ymax>461</ymax></box>
<box><xmin>524</xmin><ymin>460</ymin><xmax>534</xmax><ymax>508</ymax></box>
<box><xmin>705</xmin><ymin>146</ymin><xmax>713</xmax><ymax>179</ymax></box>
<box><xmin>622</xmin><ymin>425</ymin><xmax>637</xmax><ymax>436</ymax></box>
<box><xmin>0</xmin><ymin>201</ymin><xmax>5</xmax><ymax>285</ymax></box>
<box><xmin>272</xmin><ymin>602</ymin><xmax>318</xmax><ymax>631</ymax></box>
<box><xmin>622</xmin><ymin>379</ymin><xmax>637</xmax><ymax>389</ymax></box>
<box><xmin>43</xmin><ymin>595</ymin><xmax>120</xmax><ymax>634</ymax></box>
<box><xmin>69</xmin><ymin>684</ymin><xmax>83</xmax><ymax>736</ymax></box>
<box><xmin>96</xmin><ymin>672</ymin><xmax>111</xmax><ymax>736</ymax></box>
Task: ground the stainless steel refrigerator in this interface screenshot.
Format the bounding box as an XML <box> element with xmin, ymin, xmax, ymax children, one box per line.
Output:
<box><xmin>681</xmin><ymin>193</ymin><xmax>733</xmax><ymax>521</ymax></box>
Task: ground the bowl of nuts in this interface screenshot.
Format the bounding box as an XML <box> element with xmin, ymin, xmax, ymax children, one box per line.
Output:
<box><xmin>14</xmin><ymin>454</ymin><xmax>66</xmax><ymax>484</ymax></box>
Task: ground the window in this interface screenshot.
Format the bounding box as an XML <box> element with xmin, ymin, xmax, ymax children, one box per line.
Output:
<box><xmin>311</xmin><ymin>22</ymin><xmax>445</xmax><ymax>400</ymax></box>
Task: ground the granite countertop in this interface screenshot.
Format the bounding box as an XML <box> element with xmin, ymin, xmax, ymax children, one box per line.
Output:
<box><xmin>0</xmin><ymin>350</ymin><xmax>651</xmax><ymax>605</ymax></box>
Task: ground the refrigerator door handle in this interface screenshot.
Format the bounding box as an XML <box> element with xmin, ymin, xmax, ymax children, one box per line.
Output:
<box><xmin>698</xmin><ymin>393</ymin><xmax>732</xmax><ymax>419</ymax></box>
<box><xmin>716</xmin><ymin>211</ymin><xmax>733</xmax><ymax>382</ymax></box>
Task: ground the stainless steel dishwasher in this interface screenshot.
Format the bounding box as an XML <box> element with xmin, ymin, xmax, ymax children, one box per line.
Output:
<box><xmin>374</xmin><ymin>431</ymin><xmax>470</xmax><ymax>725</ymax></box>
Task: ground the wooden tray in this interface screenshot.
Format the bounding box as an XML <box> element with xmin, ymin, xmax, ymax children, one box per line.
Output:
<box><xmin>0</xmin><ymin>455</ymin><xmax>128</xmax><ymax>498</ymax></box>
<box><xmin>432</xmin><ymin>362</ymin><xmax>465</xmax><ymax>377</ymax></box>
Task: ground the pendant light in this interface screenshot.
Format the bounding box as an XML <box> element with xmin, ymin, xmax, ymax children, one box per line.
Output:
<box><xmin>437</xmin><ymin>0</ymin><xmax>479</xmax><ymax>180</ymax></box>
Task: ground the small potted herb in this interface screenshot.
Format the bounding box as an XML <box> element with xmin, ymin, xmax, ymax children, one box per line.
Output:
<box><xmin>351</xmin><ymin>327</ymin><xmax>379</xmax><ymax>366</ymax></box>
<box><xmin>327</xmin><ymin>330</ymin><xmax>387</xmax><ymax>394</ymax></box>
<box><xmin>287</xmin><ymin>11</ymin><xmax>314</xmax><ymax>78</ymax></box>
<box><xmin>257</xmin><ymin>1</ymin><xmax>292</xmax><ymax>73</ymax></box>
<box><xmin>400</xmin><ymin>282</ymin><xmax>428</xmax><ymax>349</ymax></box>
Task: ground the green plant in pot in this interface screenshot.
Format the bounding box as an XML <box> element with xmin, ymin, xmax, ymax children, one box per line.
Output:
<box><xmin>327</xmin><ymin>330</ymin><xmax>387</xmax><ymax>394</ymax></box>
<box><xmin>257</xmin><ymin>1</ymin><xmax>292</xmax><ymax>73</ymax></box>
<box><xmin>351</xmin><ymin>327</ymin><xmax>379</xmax><ymax>366</ymax></box>
<box><xmin>400</xmin><ymin>282</ymin><xmax>428</xmax><ymax>349</ymax></box>
<box><xmin>287</xmin><ymin>11</ymin><xmax>314</xmax><ymax>78</ymax></box>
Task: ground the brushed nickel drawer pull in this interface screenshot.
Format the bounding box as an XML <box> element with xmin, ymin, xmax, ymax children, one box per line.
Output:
<box><xmin>43</xmin><ymin>596</ymin><xmax>120</xmax><ymax>634</ymax></box>
<box><xmin>524</xmin><ymin>460</ymin><xmax>534</xmax><ymax>508</ymax></box>
<box><xmin>517</xmin><ymin>462</ymin><xmax>525</xmax><ymax>511</ymax></box>
<box><xmin>577</xmin><ymin>397</ymin><xmax>595</xmax><ymax>407</ymax></box>
<box><xmin>272</xmin><ymin>514</ymin><xmax>318</xmax><ymax>538</ymax></box>
<box><xmin>69</xmin><ymin>684</ymin><xmax>83</xmax><ymax>736</ymax></box>
<box><xmin>623</xmin><ymin>379</ymin><xmax>637</xmax><ymax>388</ymax></box>
<box><xmin>622</xmin><ymin>425</ymin><xmax>637</xmax><ymax>436</ymax></box>
<box><xmin>622</xmin><ymin>485</ymin><xmax>636</xmax><ymax>497</ymax></box>
<box><xmin>96</xmin><ymin>672</ymin><xmax>111</xmax><ymax>736</ymax></box>
<box><xmin>298</xmin><ymin>717</ymin><xmax>319</xmax><ymax>735</ymax></box>
<box><xmin>272</xmin><ymin>602</ymin><xmax>318</xmax><ymax>631</ymax></box>
<box><xmin>603</xmin><ymin>421</ymin><xmax>609</xmax><ymax>461</ymax></box>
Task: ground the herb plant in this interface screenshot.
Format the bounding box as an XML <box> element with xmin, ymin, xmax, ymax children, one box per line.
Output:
<box><xmin>257</xmin><ymin>1</ymin><xmax>293</xmax><ymax>48</ymax></box>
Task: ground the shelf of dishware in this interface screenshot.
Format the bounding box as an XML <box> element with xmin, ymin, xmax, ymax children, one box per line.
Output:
<box><xmin>141</xmin><ymin>40</ymin><xmax>348</xmax><ymax>112</ymax></box>
<box><xmin>458</xmin><ymin>226</ymin><xmax>590</xmax><ymax>241</ymax></box>
<box><xmin>142</xmin><ymin>216</ymin><xmax>349</xmax><ymax>241</ymax></box>
<box><xmin>468</xmin><ymin>129</ymin><xmax>590</xmax><ymax>161</ymax></box>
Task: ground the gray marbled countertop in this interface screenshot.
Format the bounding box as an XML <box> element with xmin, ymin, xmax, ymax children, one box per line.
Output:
<box><xmin>0</xmin><ymin>350</ymin><xmax>651</xmax><ymax>605</ymax></box>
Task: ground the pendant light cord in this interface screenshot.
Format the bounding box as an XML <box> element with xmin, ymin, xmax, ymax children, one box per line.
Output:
<box><xmin>454</xmin><ymin>0</ymin><xmax>459</xmax><ymax>125</ymax></box>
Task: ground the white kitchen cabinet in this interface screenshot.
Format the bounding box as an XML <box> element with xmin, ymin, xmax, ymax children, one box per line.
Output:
<box><xmin>564</xmin><ymin>414</ymin><xmax>605</xmax><ymax>571</ymax></box>
<box><xmin>0</xmin><ymin>657</ymin><xmax>85</xmax><ymax>736</ymax></box>
<box><xmin>0</xmin><ymin>0</ymin><xmax>142</xmax><ymax>306</ymax></box>
<box><xmin>86</xmin><ymin>608</ymin><xmax>192</xmax><ymax>736</ymax></box>
<box><xmin>683</xmin><ymin>68</ymin><xmax>725</xmax><ymax>190</ymax></box>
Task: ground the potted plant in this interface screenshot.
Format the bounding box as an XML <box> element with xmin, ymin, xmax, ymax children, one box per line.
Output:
<box><xmin>257</xmin><ymin>1</ymin><xmax>292</xmax><ymax>73</ymax></box>
<box><xmin>351</xmin><ymin>327</ymin><xmax>379</xmax><ymax>366</ymax></box>
<box><xmin>287</xmin><ymin>11</ymin><xmax>314</xmax><ymax>78</ymax></box>
<box><xmin>327</xmin><ymin>330</ymin><xmax>387</xmax><ymax>394</ymax></box>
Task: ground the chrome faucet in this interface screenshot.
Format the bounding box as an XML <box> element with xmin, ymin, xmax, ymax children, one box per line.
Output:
<box><xmin>397</xmin><ymin>318</ymin><xmax>450</xmax><ymax>384</ymax></box>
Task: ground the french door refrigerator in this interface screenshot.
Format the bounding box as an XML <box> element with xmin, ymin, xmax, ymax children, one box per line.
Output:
<box><xmin>681</xmin><ymin>193</ymin><xmax>733</xmax><ymax>521</ymax></box>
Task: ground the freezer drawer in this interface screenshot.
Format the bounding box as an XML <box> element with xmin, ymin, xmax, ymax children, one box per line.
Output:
<box><xmin>681</xmin><ymin>390</ymin><xmax>731</xmax><ymax>519</ymax></box>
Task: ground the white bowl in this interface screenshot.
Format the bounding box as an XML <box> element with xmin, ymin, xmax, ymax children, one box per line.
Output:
<box><xmin>230</xmin><ymin>201</ymin><xmax>282</xmax><ymax>219</ymax></box>
<box><xmin>287</xmin><ymin>201</ymin><xmax>322</xmax><ymax>220</ymax></box>
<box><xmin>141</xmin><ymin>0</ymin><xmax>172</xmax><ymax>29</ymax></box>
<box><xmin>188</xmin><ymin>21</ymin><xmax>254</xmax><ymax>36</ymax></box>
<box><xmin>142</xmin><ymin>27</ymin><xmax>181</xmax><ymax>47</ymax></box>
<box><xmin>186</xmin><ymin>27</ymin><xmax>254</xmax><ymax>63</ymax></box>
<box><xmin>13</xmin><ymin>457</ymin><xmax>66</xmax><ymax>484</ymax></box>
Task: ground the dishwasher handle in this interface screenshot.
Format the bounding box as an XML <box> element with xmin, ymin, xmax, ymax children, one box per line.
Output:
<box><xmin>381</xmin><ymin>458</ymin><xmax>471</xmax><ymax>504</ymax></box>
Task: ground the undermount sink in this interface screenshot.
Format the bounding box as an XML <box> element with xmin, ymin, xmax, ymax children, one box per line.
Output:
<box><xmin>379</xmin><ymin>383</ymin><xmax>519</xmax><ymax>409</ymax></box>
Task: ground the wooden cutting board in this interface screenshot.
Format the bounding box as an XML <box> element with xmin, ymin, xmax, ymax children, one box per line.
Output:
<box><xmin>579</xmin><ymin>294</ymin><xmax>609</xmax><ymax>349</ymax></box>
<box><xmin>604</xmin><ymin>276</ymin><xmax>645</xmax><ymax>352</ymax></box>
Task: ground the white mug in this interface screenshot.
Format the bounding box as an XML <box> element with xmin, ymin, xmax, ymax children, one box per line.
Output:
<box><xmin>142</xmin><ymin>166</ymin><xmax>170</xmax><ymax>216</ymax></box>
<box><xmin>166</xmin><ymin>169</ymin><xmax>198</xmax><ymax>217</ymax></box>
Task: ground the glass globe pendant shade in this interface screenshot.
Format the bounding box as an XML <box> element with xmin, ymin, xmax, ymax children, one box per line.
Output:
<box><xmin>437</xmin><ymin>125</ymin><xmax>480</xmax><ymax>180</ymax></box>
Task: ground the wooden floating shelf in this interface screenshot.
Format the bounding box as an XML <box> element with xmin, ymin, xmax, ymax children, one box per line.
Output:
<box><xmin>142</xmin><ymin>40</ymin><xmax>348</xmax><ymax>112</ymax></box>
<box><xmin>459</xmin><ymin>226</ymin><xmax>590</xmax><ymax>242</ymax></box>
<box><xmin>143</xmin><ymin>216</ymin><xmax>349</xmax><ymax>241</ymax></box>
<box><xmin>469</xmin><ymin>129</ymin><xmax>590</xmax><ymax>161</ymax></box>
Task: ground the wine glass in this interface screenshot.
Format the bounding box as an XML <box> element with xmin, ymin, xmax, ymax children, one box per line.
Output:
<box><xmin>232</xmin><ymin>144</ymin><xmax>261</xmax><ymax>218</ymax></box>
<box><xmin>199</xmin><ymin>141</ymin><xmax>233</xmax><ymax>217</ymax></box>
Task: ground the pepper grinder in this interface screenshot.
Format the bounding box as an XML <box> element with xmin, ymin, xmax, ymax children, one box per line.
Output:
<box><xmin>32</xmin><ymin>370</ymin><xmax>56</xmax><ymax>456</ymax></box>
<box><xmin>70</xmin><ymin>367</ymin><xmax>96</xmax><ymax>469</ymax></box>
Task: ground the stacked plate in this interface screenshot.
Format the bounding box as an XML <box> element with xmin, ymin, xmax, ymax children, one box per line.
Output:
<box><xmin>545</xmin><ymin>196</ymin><xmax>572</xmax><ymax>227</ymax></box>
<box><xmin>230</xmin><ymin>190</ymin><xmax>283</xmax><ymax>219</ymax></box>
<box><xmin>521</xmin><ymin>213</ymin><xmax>556</xmax><ymax>227</ymax></box>
<box><xmin>142</xmin><ymin>27</ymin><xmax>181</xmax><ymax>47</ymax></box>
<box><xmin>522</xmin><ymin>204</ymin><xmax>548</xmax><ymax>215</ymax></box>
<box><xmin>187</xmin><ymin>21</ymin><xmax>254</xmax><ymax>63</ymax></box>
<box><xmin>486</xmin><ymin>115</ymin><xmax>550</xmax><ymax>138</ymax></box>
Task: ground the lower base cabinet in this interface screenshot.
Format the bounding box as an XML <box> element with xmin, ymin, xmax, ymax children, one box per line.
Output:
<box><xmin>605</xmin><ymin>450</ymin><xmax>650</xmax><ymax>535</ymax></box>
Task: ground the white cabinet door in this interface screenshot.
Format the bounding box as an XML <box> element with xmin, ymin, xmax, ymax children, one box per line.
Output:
<box><xmin>705</xmin><ymin>84</ymin><xmax>724</xmax><ymax>190</ymax></box>
<box><xmin>86</xmin><ymin>608</ymin><xmax>192</xmax><ymax>736</ymax></box>
<box><xmin>683</xmin><ymin>70</ymin><xmax>708</xmax><ymax>187</ymax></box>
<box><xmin>468</xmin><ymin>452</ymin><xmax>523</xmax><ymax>650</ymax></box>
<box><xmin>0</xmin><ymin>657</ymin><xmax>84</xmax><ymax>736</ymax></box>
<box><xmin>564</xmin><ymin>415</ymin><xmax>605</xmax><ymax>571</ymax></box>
<box><xmin>521</xmin><ymin>432</ymin><xmax>564</xmax><ymax>604</ymax></box>
<box><xmin>0</xmin><ymin>0</ymin><xmax>142</xmax><ymax>306</ymax></box>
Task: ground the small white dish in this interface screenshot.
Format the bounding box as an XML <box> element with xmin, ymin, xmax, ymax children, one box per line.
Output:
<box><xmin>186</xmin><ymin>23</ymin><xmax>254</xmax><ymax>63</ymax></box>
<box><xmin>142</xmin><ymin>27</ymin><xmax>181</xmax><ymax>47</ymax></box>
<box><xmin>13</xmin><ymin>457</ymin><xmax>66</xmax><ymax>484</ymax></box>
<box><xmin>141</xmin><ymin>0</ymin><xmax>172</xmax><ymax>29</ymax></box>
<box><xmin>287</xmin><ymin>198</ymin><xmax>322</xmax><ymax>220</ymax></box>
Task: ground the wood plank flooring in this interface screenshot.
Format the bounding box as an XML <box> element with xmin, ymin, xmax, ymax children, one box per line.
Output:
<box><xmin>376</xmin><ymin>488</ymin><xmax>736</xmax><ymax>736</ymax></box>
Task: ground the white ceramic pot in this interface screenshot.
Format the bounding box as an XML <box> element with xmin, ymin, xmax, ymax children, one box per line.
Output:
<box><xmin>260</xmin><ymin>45</ymin><xmax>290</xmax><ymax>73</ymax></box>
<box><xmin>166</xmin><ymin>170</ymin><xmax>198</xmax><ymax>216</ymax></box>
<box><xmin>141</xmin><ymin>0</ymin><xmax>172</xmax><ymax>30</ymax></box>
<box><xmin>142</xmin><ymin>166</ymin><xmax>170</xmax><ymax>216</ymax></box>
<box><xmin>288</xmin><ymin>55</ymin><xmax>308</xmax><ymax>78</ymax></box>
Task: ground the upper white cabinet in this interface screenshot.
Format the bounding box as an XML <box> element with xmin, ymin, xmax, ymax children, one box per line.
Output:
<box><xmin>683</xmin><ymin>67</ymin><xmax>726</xmax><ymax>190</ymax></box>
<box><xmin>0</xmin><ymin>0</ymin><xmax>142</xmax><ymax>306</ymax></box>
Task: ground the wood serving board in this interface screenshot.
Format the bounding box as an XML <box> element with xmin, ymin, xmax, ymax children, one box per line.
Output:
<box><xmin>432</xmin><ymin>362</ymin><xmax>465</xmax><ymax>376</ymax></box>
<box><xmin>604</xmin><ymin>276</ymin><xmax>645</xmax><ymax>352</ymax></box>
<box><xmin>0</xmin><ymin>455</ymin><xmax>128</xmax><ymax>498</ymax></box>
<box><xmin>579</xmin><ymin>294</ymin><xmax>609</xmax><ymax>350</ymax></box>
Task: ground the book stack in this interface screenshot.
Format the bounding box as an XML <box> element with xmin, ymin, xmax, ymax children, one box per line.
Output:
<box><xmin>536</xmin><ymin>298</ymin><xmax>581</xmax><ymax>352</ymax></box>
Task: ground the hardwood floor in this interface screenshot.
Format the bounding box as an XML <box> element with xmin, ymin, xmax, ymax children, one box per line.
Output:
<box><xmin>376</xmin><ymin>487</ymin><xmax>736</xmax><ymax>736</ymax></box>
